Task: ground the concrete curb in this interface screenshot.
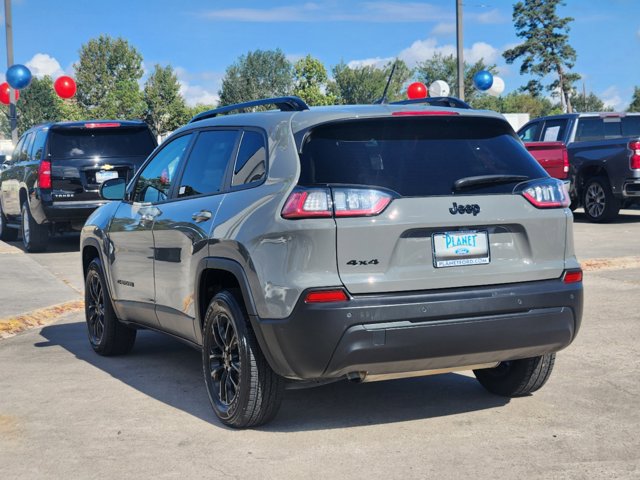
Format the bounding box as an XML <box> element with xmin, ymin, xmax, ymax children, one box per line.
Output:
<box><xmin>0</xmin><ymin>300</ymin><xmax>84</xmax><ymax>339</ymax></box>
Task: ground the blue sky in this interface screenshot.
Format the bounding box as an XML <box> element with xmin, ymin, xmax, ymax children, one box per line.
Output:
<box><xmin>2</xmin><ymin>0</ymin><xmax>639</xmax><ymax>109</ymax></box>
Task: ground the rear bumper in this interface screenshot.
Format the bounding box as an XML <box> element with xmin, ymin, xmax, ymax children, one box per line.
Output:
<box><xmin>252</xmin><ymin>278</ymin><xmax>583</xmax><ymax>380</ymax></box>
<box><xmin>622</xmin><ymin>179</ymin><xmax>640</xmax><ymax>198</ymax></box>
<box><xmin>42</xmin><ymin>200</ymin><xmax>108</xmax><ymax>224</ymax></box>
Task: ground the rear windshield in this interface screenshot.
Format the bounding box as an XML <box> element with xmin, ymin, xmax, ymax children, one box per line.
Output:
<box><xmin>49</xmin><ymin>127</ymin><xmax>155</xmax><ymax>159</ymax></box>
<box><xmin>299</xmin><ymin>116</ymin><xmax>547</xmax><ymax>196</ymax></box>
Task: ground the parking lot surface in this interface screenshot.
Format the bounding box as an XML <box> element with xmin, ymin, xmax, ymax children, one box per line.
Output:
<box><xmin>0</xmin><ymin>209</ymin><xmax>639</xmax><ymax>479</ymax></box>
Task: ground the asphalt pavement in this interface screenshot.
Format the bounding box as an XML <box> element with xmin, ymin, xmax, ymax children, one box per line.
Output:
<box><xmin>0</xmin><ymin>209</ymin><xmax>639</xmax><ymax>479</ymax></box>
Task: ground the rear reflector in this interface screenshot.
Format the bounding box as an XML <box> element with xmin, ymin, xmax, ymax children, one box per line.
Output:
<box><xmin>84</xmin><ymin>122</ymin><xmax>121</xmax><ymax>128</ymax></box>
<box><xmin>563</xmin><ymin>269</ymin><xmax>583</xmax><ymax>284</ymax></box>
<box><xmin>38</xmin><ymin>160</ymin><xmax>52</xmax><ymax>189</ymax></box>
<box><xmin>520</xmin><ymin>178</ymin><xmax>569</xmax><ymax>208</ymax></box>
<box><xmin>392</xmin><ymin>111</ymin><xmax>459</xmax><ymax>116</ymax></box>
<box><xmin>304</xmin><ymin>289</ymin><xmax>349</xmax><ymax>303</ymax></box>
<box><xmin>630</xmin><ymin>140</ymin><xmax>640</xmax><ymax>170</ymax></box>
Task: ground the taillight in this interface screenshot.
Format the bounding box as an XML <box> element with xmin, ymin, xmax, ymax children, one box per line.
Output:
<box><xmin>304</xmin><ymin>289</ymin><xmax>349</xmax><ymax>303</ymax></box>
<box><xmin>630</xmin><ymin>140</ymin><xmax>640</xmax><ymax>170</ymax></box>
<box><xmin>84</xmin><ymin>122</ymin><xmax>121</xmax><ymax>128</ymax></box>
<box><xmin>281</xmin><ymin>187</ymin><xmax>393</xmax><ymax>219</ymax></box>
<box><xmin>38</xmin><ymin>160</ymin><xmax>52</xmax><ymax>189</ymax></box>
<box><xmin>281</xmin><ymin>189</ymin><xmax>332</xmax><ymax>219</ymax></box>
<box><xmin>563</xmin><ymin>269</ymin><xmax>583</xmax><ymax>284</ymax></box>
<box><xmin>520</xmin><ymin>178</ymin><xmax>569</xmax><ymax>208</ymax></box>
<box><xmin>562</xmin><ymin>148</ymin><xmax>569</xmax><ymax>177</ymax></box>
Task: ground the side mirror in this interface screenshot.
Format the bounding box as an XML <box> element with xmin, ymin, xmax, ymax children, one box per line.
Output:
<box><xmin>100</xmin><ymin>177</ymin><xmax>126</xmax><ymax>201</ymax></box>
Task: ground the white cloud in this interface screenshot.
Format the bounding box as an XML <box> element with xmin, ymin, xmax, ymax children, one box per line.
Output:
<box><xmin>601</xmin><ymin>85</ymin><xmax>624</xmax><ymax>111</ymax></box>
<box><xmin>468</xmin><ymin>9</ymin><xmax>506</xmax><ymax>24</ymax></box>
<box><xmin>25</xmin><ymin>53</ymin><xmax>64</xmax><ymax>79</ymax></box>
<box><xmin>201</xmin><ymin>2</ymin><xmax>450</xmax><ymax>23</ymax></box>
<box><xmin>175</xmin><ymin>67</ymin><xmax>222</xmax><ymax>106</ymax></box>
<box><xmin>431</xmin><ymin>22</ymin><xmax>456</xmax><ymax>36</ymax></box>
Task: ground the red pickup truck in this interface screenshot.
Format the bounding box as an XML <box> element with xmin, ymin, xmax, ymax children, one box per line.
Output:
<box><xmin>519</xmin><ymin>113</ymin><xmax>640</xmax><ymax>222</ymax></box>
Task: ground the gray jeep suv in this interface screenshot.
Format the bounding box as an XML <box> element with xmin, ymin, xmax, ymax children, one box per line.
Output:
<box><xmin>80</xmin><ymin>97</ymin><xmax>583</xmax><ymax>428</ymax></box>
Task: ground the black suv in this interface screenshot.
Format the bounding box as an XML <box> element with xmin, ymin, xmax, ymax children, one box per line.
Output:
<box><xmin>0</xmin><ymin>120</ymin><xmax>156</xmax><ymax>251</ymax></box>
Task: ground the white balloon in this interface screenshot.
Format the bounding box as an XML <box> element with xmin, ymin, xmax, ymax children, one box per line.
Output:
<box><xmin>429</xmin><ymin>80</ymin><xmax>450</xmax><ymax>97</ymax></box>
<box><xmin>487</xmin><ymin>76</ymin><xmax>505</xmax><ymax>97</ymax></box>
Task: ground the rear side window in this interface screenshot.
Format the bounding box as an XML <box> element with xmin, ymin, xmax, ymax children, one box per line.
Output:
<box><xmin>232</xmin><ymin>130</ymin><xmax>267</xmax><ymax>186</ymax></box>
<box><xmin>541</xmin><ymin>119</ymin><xmax>568</xmax><ymax>142</ymax></box>
<box><xmin>299</xmin><ymin>116</ymin><xmax>547</xmax><ymax>197</ymax></box>
<box><xmin>19</xmin><ymin>133</ymin><xmax>34</xmax><ymax>161</ymax></box>
<box><xmin>177</xmin><ymin>130</ymin><xmax>238</xmax><ymax>198</ymax></box>
<box><xmin>49</xmin><ymin>127</ymin><xmax>155</xmax><ymax>158</ymax></box>
<box><xmin>575</xmin><ymin>117</ymin><xmax>624</xmax><ymax>142</ymax></box>
<box><xmin>622</xmin><ymin>116</ymin><xmax>640</xmax><ymax>136</ymax></box>
<box><xmin>30</xmin><ymin>129</ymin><xmax>47</xmax><ymax>160</ymax></box>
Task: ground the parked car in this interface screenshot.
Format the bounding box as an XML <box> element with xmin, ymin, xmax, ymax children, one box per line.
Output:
<box><xmin>518</xmin><ymin>113</ymin><xmax>640</xmax><ymax>222</ymax></box>
<box><xmin>0</xmin><ymin>120</ymin><xmax>157</xmax><ymax>251</ymax></box>
<box><xmin>81</xmin><ymin>96</ymin><xmax>583</xmax><ymax>428</ymax></box>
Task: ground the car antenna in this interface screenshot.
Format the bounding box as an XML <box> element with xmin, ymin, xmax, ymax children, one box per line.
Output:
<box><xmin>374</xmin><ymin>60</ymin><xmax>397</xmax><ymax>105</ymax></box>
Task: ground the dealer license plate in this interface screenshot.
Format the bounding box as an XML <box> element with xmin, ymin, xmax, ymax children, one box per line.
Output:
<box><xmin>432</xmin><ymin>230</ymin><xmax>490</xmax><ymax>268</ymax></box>
<box><xmin>95</xmin><ymin>170</ymin><xmax>119</xmax><ymax>184</ymax></box>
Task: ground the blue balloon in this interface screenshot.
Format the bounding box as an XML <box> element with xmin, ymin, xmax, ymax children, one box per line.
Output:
<box><xmin>473</xmin><ymin>70</ymin><xmax>494</xmax><ymax>91</ymax></box>
<box><xmin>6</xmin><ymin>64</ymin><xmax>32</xmax><ymax>90</ymax></box>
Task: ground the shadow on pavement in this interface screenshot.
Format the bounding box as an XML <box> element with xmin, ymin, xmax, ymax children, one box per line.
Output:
<box><xmin>37</xmin><ymin>320</ymin><xmax>509</xmax><ymax>431</ymax></box>
<box><xmin>573</xmin><ymin>208</ymin><xmax>640</xmax><ymax>224</ymax></box>
<box><xmin>9</xmin><ymin>232</ymin><xmax>80</xmax><ymax>253</ymax></box>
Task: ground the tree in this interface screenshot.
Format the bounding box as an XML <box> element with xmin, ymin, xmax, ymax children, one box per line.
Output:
<box><xmin>471</xmin><ymin>91</ymin><xmax>560</xmax><ymax>118</ymax></box>
<box><xmin>628</xmin><ymin>87</ymin><xmax>640</xmax><ymax>112</ymax></box>
<box><xmin>503</xmin><ymin>0</ymin><xmax>580</xmax><ymax>113</ymax></box>
<box><xmin>143</xmin><ymin>65</ymin><xmax>188</xmax><ymax>136</ymax></box>
<box><xmin>219</xmin><ymin>49</ymin><xmax>293</xmax><ymax>107</ymax></box>
<box><xmin>572</xmin><ymin>92</ymin><xmax>612</xmax><ymax>113</ymax></box>
<box><xmin>415</xmin><ymin>53</ymin><xmax>497</xmax><ymax>102</ymax></box>
<box><xmin>329</xmin><ymin>60</ymin><xmax>411</xmax><ymax>105</ymax></box>
<box><xmin>292</xmin><ymin>55</ymin><xmax>336</xmax><ymax>106</ymax></box>
<box><xmin>14</xmin><ymin>76</ymin><xmax>64</xmax><ymax>134</ymax></box>
<box><xmin>75</xmin><ymin>35</ymin><xmax>145</xmax><ymax>119</ymax></box>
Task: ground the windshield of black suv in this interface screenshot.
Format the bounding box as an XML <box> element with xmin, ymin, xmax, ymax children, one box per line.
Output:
<box><xmin>299</xmin><ymin>116</ymin><xmax>548</xmax><ymax>196</ymax></box>
<box><xmin>49</xmin><ymin>127</ymin><xmax>156</xmax><ymax>159</ymax></box>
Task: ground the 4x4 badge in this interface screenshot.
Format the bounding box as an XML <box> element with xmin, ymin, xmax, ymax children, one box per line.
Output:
<box><xmin>449</xmin><ymin>202</ymin><xmax>480</xmax><ymax>216</ymax></box>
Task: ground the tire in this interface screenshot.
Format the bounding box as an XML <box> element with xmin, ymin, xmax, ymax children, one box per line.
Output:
<box><xmin>0</xmin><ymin>202</ymin><xmax>18</xmax><ymax>241</ymax></box>
<box><xmin>21</xmin><ymin>201</ymin><xmax>49</xmax><ymax>252</ymax></box>
<box><xmin>473</xmin><ymin>353</ymin><xmax>555</xmax><ymax>397</ymax></box>
<box><xmin>202</xmin><ymin>290</ymin><xmax>284</xmax><ymax>428</ymax></box>
<box><xmin>85</xmin><ymin>257</ymin><xmax>136</xmax><ymax>356</ymax></box>
<box><xmin>582</xmin><ymin>176</ymin><xmax>620</xmax><ymax>223</ymax></box>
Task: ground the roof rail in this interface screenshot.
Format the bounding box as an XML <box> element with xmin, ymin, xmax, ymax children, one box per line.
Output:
<box><xmin>189</xmin><ymin>96</ymin><xmax>310</xmax><ymax>123</ymax></box>
<box><xmin>391</xmin><ymin>97</ymin><xmax>472</xmax><ymax>109</ymax></box>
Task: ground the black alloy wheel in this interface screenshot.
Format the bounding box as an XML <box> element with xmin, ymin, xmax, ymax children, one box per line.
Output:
<box><xmin>208</xmin><ymin>311</ymin><xmax>241</xmax><ymax>410</ymax></box>
<box><xmin>86</xmin><ymin>268</ymin><xmax>106</xmax><ymax>346</ymax></box>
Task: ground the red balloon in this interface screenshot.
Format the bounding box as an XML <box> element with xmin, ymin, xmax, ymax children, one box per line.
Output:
<box><xmin>407</xmin><ymin>82</ymin><xmax>428</xmax><ymax>99</ymax></box>
<box><xmin>54</xmin><ymin>76</ymin><xmax>77</xmax><ymax>99</ymax></box>
<box><xmin>0</xmin><ymin>82</ymin><xmax>20</xmax><ymax>105</ymax></box>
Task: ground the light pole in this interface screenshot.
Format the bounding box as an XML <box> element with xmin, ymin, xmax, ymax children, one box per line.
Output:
<box><xmin>456</xmin><ymin>0</ymin><xmax>464</xmax><ymax>101</ymax></box>
<box><xmin>4</xmin><ymin>0</ymin><xmax>18</xmax><ymax>144</ymax></box>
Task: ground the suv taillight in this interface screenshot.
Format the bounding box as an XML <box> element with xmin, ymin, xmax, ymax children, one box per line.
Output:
<box><xmin>520</xmin><ymin>178</ymin><xmax>569</xmax><ymax>208</ymax></box>
<box><xmin>630</xmin><ymin>141</ymin><xmax>640</xmax><ymax>170</ymax></box>
<box><xmin>281</xmin><ymin>187</ymin><xmax>393</xmax><ymax>219</ymax></box>
<box><xmin>38</xmin><ymin>160</ymin><xmax>52</xmax><ymax>189</ymax></box>
<box><xmin>562</xmin><ymin>148</ymin><xmax>570</xmax><ymax>177</ymax></box>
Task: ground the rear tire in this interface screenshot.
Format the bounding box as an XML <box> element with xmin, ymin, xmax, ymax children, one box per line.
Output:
<box><xmin>202</xmin><ymin>290</ymin><xmax>284</xmax><ymax>428</ymax></box>
<box><xmin>473</xmin><ymin>354</ymin><xmax>555</xmax><ymax>397</ymax></box>
<box><xmin>21</xmin><ymin>201</ymin><xmax>49</xmax><ymax>252</ymax></box>
<box><xmin>85</xmin><ymin>257</ymin><xmax>136</xmax><ymax>356</ymax></box>
<box><xmin>0</xmin><ymin>202</ymin><xmax>18</xmax><ymax>241</ymax></box>
<box><xmin>582</xmin><ymin>176</ymin><xmax>620</xmax><ymax>223</ymax></box>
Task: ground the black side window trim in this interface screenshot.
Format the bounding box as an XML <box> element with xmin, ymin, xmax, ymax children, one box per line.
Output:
<box><xmin>229</xmin><ymin>127</ymin><xmax>269</xmax><ymax>192</ymax></box>
<box><xmin>126</xmin><ymin>132</ymin><xmax>196</xmax><ymax>204</ymax></box>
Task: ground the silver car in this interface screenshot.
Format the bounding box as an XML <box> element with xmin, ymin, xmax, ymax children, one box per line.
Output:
<box><xmin>81</xmin><ymin>96</ymin><xmax>583</xmax><ymax>428</ymax></box>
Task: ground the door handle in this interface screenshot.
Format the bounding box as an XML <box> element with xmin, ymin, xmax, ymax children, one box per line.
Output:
<box><xmin>192</xmin><ymin>210</ymin><xmax>212</xmax><ymax>222</ymax></box>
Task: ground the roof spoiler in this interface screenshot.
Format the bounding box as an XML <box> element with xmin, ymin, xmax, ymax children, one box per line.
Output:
<box><xmin>190</xmin><ymin>96</ymin><xmax>310</xmax><ymax>123</ymax></box>
<box><xmin>391</xmin><ymin>97</ymin><xmax>472</xmax><ymax>109</ymax></box>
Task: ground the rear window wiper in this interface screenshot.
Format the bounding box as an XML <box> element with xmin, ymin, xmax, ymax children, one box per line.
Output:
<box><xmin>453</xmin><ymin>175</ymin><xmax>529</xmax><ymax>191</ymax></box>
